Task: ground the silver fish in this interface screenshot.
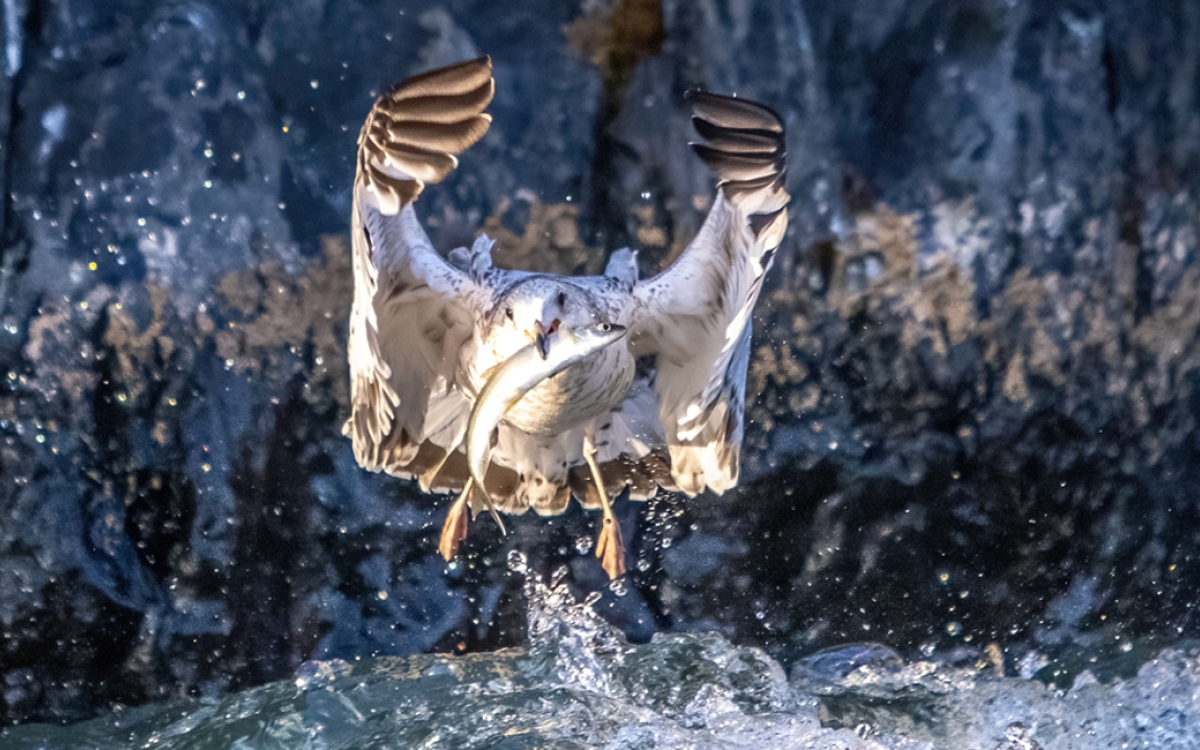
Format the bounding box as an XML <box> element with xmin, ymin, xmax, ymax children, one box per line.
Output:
<box><xmin>466</xmin><ymin>322</ymin><xmax>629</xmax><ymax>503</ymax></box>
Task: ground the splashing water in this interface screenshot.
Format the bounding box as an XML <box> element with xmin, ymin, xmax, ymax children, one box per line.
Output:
<box><xmin>519</xmin><ymin>561</ymin><xmax>627</xmax><ymax>698</ymax></box>
<box><xmin>7</xmin><ymin>577</ymin><xmax>1200</xmax><ymax>749</ymax></box>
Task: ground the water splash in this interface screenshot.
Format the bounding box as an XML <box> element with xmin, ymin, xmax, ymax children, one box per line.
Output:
<box><xmin>519</xmin><ymin>560</ymin><xmax>626</xmax><ymax>698</ymax></box>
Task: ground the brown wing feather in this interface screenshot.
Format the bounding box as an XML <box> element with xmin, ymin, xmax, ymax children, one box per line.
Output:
<box><xmin>690</xmin><ymin>144</ymin><xmax>785</xmax><ymax>183</ymax></box>
<box><xmin>356</xmin><ymin>57</ymin><xmax>494</xmax><ymax>214</ymax></box>
<box><xmin>385</xmin><ymin>56</ymin><xmax>494</xmax><ymax>100</ymax></box>
<box><xmin>385</xmin><ymin>116</ymin><xmax>493</xmax><ymax>153</ymax></box>
<box><xmin>685</xmin><ymin>91</ymin><xmax>784</xmax><ymax>133</ymax></box>
<box><xmin>686</xmin><ymin>90</ymin><xmax>787</xmax><ymax>206</ymax></box>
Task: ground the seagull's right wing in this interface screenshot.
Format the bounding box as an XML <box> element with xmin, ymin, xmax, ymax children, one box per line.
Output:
<box><xmin>345</xmin><ymin>57</ymin><xmax>498</xmax><ymax>478</ymax></box>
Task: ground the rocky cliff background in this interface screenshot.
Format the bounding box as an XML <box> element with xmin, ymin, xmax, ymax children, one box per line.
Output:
<box><xmin>2</xmin><ymin>0</ymin><xmax>1199</xmax><ymax>725</ymax></box>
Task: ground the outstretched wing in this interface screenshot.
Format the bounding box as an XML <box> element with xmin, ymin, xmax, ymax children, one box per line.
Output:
<box><xmin>630</xmin><ymin>91</ymin><xmax>789</xmax><ymax>495</ymax></box>
<box><xmin>344</xmin><ymin>57</ymin><xmax>497</xmax><ymax>477</ymax></box>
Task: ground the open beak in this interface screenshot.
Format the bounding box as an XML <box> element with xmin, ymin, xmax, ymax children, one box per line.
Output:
<box><xmin>530</xmin><ymin>319</ymin><xmax>560</xmax><ymax>359</ymax></box>
<box><xmin>532</xmin><ymin>320</ymin><xmax>550</xmax><ymax>359</ymax></box>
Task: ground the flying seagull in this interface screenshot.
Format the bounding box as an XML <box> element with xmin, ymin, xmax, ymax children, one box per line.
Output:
<box><xmin>344</xmin><ymin>57</ymin><xmax>788</xmax><ymax>579</ymax></box>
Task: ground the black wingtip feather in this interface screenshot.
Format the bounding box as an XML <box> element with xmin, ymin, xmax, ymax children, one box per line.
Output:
<box><xmin>386</xmin><ymin>56</ymin><xmax>493</xmax><ymax>101</ymax></box>
<box><xmin>686</xmin><ymin>90</ymin><xmax>786</xmax><ymax>197</ymax></box>
<box><xmin>357</xmin><ymin>57</ymin><xmax>496</xmax><ymax>212</ymax></box>
<box><xmin>690</xmin><ymin>143</ymin><xmax>784</xmax><ymax>183</ymax></box>
<box><xmin>691</xmin><ymin>116</ymin><xmax>783</xmax><ymax>154</ymax></box>
<box><xmin>685</xmin><ymin>90</ymin><xmax>783</xmax><ymax>133</ymax></box>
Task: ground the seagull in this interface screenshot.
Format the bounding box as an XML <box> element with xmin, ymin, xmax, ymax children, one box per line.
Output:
<box><xmin>344</xmin><ymin>57</ymin><xmax>788</xmax><ymax>579</ymax></box>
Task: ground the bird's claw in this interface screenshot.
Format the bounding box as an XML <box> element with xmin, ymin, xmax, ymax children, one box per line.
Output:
<box><xmin>584</xmin><ymin>435</ymin><xmax>627</xmax><ymax>579</ymax></box>
<box><xmin>595</xmin><ymin>510</ymin><xmax>627</xmax><ymax>579</ymax></box>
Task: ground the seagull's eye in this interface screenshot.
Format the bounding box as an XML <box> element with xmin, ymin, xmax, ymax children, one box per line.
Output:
<box><xmin>557</xmin><ymin>292</ymin><xmax>567</xmax><ymax>307</ymax></box>
<box><xmin>505</xmin><ymin>307</ymin><xmax>514</xmax><ymax>321</ymax></box>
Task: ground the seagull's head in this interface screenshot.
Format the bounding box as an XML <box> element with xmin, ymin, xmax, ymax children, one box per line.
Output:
<box><xmin>498</xmin><ymin>278</ymin><xmax>598</xmax><ymax>360</ymax></box>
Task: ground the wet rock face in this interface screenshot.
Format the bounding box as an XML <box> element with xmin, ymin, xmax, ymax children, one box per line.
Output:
<box><xmin>2</xmin><ymin>0</ymin><xmax>1200</xmax><ymax>729</ymax></box>
<box><xmin>681</xmin><ymin>0</ymin><xmax>1200</xmax><ymax>664</ymax></box>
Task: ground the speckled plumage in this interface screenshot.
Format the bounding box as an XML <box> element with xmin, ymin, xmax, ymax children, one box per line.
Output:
<box><xmin>344</xmin><ymin>56</ymin><xmax>789</xmax><ymax>524</ymax></box>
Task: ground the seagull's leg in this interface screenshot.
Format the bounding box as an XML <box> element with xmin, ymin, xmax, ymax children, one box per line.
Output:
<box><xmin>438</xmin><ymin>481</ymin><xmax>472</xmax><ymax>561</ymax></box>
<box><xmin>583</xmin><ymin>434</ymin><xmax>626</xmax><ymax>579</ymax></box>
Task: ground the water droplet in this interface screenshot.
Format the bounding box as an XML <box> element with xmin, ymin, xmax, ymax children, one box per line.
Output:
<box><xmin>550</xmin><ymin>565</ymin><xmax>569</xmax><ymax>587</ymax></box>
<box><xmin>506</xmin><ymin>550</ymin><xmax>528</xmax><ymax>575</ymax></box>
<box><xmin>946</xmin><ymin>620</ymin><xmax>962</xmax><ymax>636</ymax></box>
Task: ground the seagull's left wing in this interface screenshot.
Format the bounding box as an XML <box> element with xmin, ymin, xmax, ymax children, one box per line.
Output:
<box><xmin>630</xmin><ymin>92</ymin><xmax>789</xmax><ymax>495</ymax></box>
<box><xmin>345</xmin><ymin>57</ymin><xmax>497</xmax><ymax>478</ymax></box>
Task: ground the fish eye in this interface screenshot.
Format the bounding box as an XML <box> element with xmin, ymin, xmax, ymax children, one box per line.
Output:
<box><xmin>505</xmin><ymin>307</ymin><xmax>514</xmax><ymax>321</ymax></box>
<box><xmin>557</xmin><ymin>292</ymin><xmax>567</xmax><ymax>307</ymax></box>
<box><xmin>598</xmin><ymin>323</ymin><xmax>611</xmax><ymax>332</ymax></box>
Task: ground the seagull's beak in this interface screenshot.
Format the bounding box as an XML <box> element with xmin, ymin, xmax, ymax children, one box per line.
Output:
<box><xmin>532</xmin><ymin>320</ymin><xmax>550</xmax><ymax>360</ymax></box>
<box><xmin>528</xmin><ymin>319</ymin><xmax>561</xmax><ymax>359</ymax></box>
